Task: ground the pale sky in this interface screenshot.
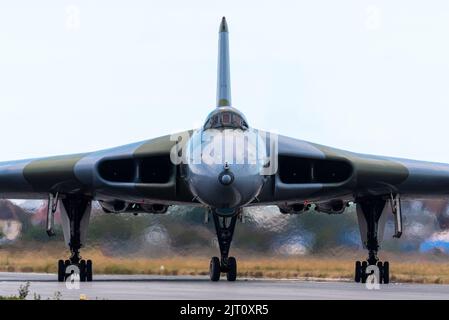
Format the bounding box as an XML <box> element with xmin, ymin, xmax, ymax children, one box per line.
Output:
<box><xmin>1</xmin><ymin>1</ymin><xmax>449</xmax><ymax>162</ymax></box>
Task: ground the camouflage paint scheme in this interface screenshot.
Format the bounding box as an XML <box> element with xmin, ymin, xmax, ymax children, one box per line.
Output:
<box><xmin>1</xmin><ymin>131</ymin><xmax>449</xmax><ymax>205</ymax></box>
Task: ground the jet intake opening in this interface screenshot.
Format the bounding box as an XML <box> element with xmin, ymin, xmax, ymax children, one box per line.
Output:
<box><xmin>279</xmin><ymin>156</ymin><xmax>353</xmax><ymax>184</ymax></box>
<box><xmin>98</xmin><ymin>159</ymin><xmax>136</xmax><ymax>183</ymax></box>
<box><xmin>98</xmin><ymin>155</ymin><xmax>173</xmax><ymax>184</ymax></box>
<box><xmin>139</xmin><ymin>155</ymin><xmax>172</xmax><ymax>183</ymax></box>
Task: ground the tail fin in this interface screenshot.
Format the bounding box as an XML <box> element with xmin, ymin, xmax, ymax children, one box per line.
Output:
<box><xmin>216</xmin><ymin>17</ymin><xmax>231</xmax><ymax>107</ymax></box>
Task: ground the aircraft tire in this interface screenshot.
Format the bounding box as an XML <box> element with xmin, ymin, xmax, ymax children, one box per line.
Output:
<box><xmin>79</xmin><ymin>260</ymin><xmax>86</xmax><ymax>282</ymax></box>
<box><xmin>210</xmin><ymin>257</ymin><xmax>221</xmax><ymax>281</ymax></box>
<box><xmin>383</xmin><ymin>261</ymin><xmax>389</xmax><ymax>284</ymax></box>
<box><xmin>361</xmin><ymin>261</ymin><xmax>368</xmax><ymax>283</ymax></box>
<box><xmin>86</xmin><ymin>260</ymin><xmax>93</xmax><ymax>282</ymax></box>
<box><xmin>354</xmin><ymin>261</ymin><xmax>362</xmax><ymax>283</ymax></box>
<box><xmin>226</xmin><ymin>257</ymin><xmax>237</xmax><ymax>281</ymax></box>
<box><xmin>57</xmin><ymin>260</ymin><xmax>65</xmax><ymax>282</ymax></box>
<box><xmin>376</xmin><ymin>261</ymin><xmax>383</xmax><ymax>284</ymax></box>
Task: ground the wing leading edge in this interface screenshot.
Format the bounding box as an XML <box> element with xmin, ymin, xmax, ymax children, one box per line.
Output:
<box><xmin>0</xmin><ymin>131</ymin><xmax>196</xmax><ymax>205</ymax></box>
<box><xmin>258</xmin><ymin>133</ymin><xmax>449</xmax><ymax>205</ymax></box>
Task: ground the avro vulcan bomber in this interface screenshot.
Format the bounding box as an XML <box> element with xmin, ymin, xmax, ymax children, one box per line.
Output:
<box><xmin>1</xmin><ymin>18</ymin><xmax>448</xmax><ymax>283</ymax></box>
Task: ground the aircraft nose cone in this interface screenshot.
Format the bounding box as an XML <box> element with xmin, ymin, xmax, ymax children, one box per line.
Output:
<box><xmin>219</xmin><ymin>171</ymin><xmax>234</xmax><ymax>185</ymax></box>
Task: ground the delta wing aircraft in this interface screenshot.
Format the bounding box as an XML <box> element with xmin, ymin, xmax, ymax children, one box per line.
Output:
<box><xmin>1</xmin><ymin>17</ymin><xmax>448</xmax><ymax>283</ymax></box>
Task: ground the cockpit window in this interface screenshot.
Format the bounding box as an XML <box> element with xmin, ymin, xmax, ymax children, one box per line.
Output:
<box><xmin>204</xmin><ymin>110</ymin><xmax>248</xmax><ymax>130</ymax></box>
<box><xmin>222</xmin><ymin>112</ymin><xmax>231</xmax><ymax>125</ymax></box>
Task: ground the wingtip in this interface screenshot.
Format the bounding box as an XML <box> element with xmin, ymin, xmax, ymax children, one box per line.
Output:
<box><xmin>219</xmin><ymin>16</ymin><xmax>228</xmax><ymax>32</ymax></box>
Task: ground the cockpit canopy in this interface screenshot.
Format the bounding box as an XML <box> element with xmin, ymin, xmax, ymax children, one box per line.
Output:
<box><xmin>203</xmin><ymin>107</ymin><xmax>249</xmax><ymax>130</ymax></box>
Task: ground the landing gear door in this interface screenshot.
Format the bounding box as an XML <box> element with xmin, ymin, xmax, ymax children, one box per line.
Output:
<box><xmin>356</xmin><ymin>204</ymin><xmax>368</xmax><ymax>248</ymax></box>
<box><xmin>59</xmin><ymin>199</ymin><xmax>92</xmax><ymax>248</ymax></box>
<box><xmin>59</xmin><ymin>199</ymin><xmax>71</xmax><ymax>247</ymax></box>
<box><xmin>356</xmin><ymin>201</ymin><xmax>389</xmax><ymax>248</ymax></box>
<box><xmin>390</xmin><ymin>194</ymin><xmax>403</xmax><ymax>238</ymax></box>
<box><xmin>79</xmin><ymin>201</ymin><xmax>92</xmax><ymax>246</ymax></box>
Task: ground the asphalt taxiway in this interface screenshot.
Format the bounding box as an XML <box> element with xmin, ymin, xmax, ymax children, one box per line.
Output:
<box><xmin>0</xmin><ymin>273</ymin><xmax>448</xmax><ymax>300</ymax></box>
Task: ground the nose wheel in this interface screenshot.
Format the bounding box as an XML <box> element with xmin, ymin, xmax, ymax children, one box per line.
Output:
<box><xmin>209</xmin><ymin>210</ymin><xmax>239</xmax><ymax>281</ymax></box>
<box><xmin>209</xmin><ymin>256</ymin><xmax>237</xmax><ymax>282</ymax></box>
<box><xmin>226</xmin><ymin>257</ymin><xmax>237</xmax><ymax>281</ymax></box>
<box><xmin>209</xmin><ymin>257</ymin><xmax>221</xmax><ymax>281</ymax></box>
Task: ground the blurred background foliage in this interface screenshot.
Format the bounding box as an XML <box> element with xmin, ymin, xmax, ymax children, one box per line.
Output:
<box><xmin>1</xmin><ymin>199</ymin><xmax>448</xmax><ymax>259</ymax></box>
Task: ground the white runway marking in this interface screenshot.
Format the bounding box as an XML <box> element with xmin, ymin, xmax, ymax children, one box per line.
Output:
<box><xmin>0</xmin><ymin>273</ymin><xmax>448</xmax><ymax>300</ymax></box>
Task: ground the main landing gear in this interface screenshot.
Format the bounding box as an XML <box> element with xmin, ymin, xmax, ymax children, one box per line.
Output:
<box><xmin>209</xmin><ymin>210</ymin><xmax>238</xmax><ymax>282</ymax></box>
<box><xmin>354</xmin><ymin>260</ymin><xmax>389</xmax><ymax>284</ymax></box>
<box><xmin>54</xmin><ymin>196</ymin><xmax>93</xmax><ymax>282</ymax></box>
<box><xmin>58</xmin><ymin>259</ymin><xmax>93</xmax><ymax>282</ymax></box>
<box><xmin>354</xmin><ymin>197</ymin><xmax>401</xmax><ymax>284</ymax></box>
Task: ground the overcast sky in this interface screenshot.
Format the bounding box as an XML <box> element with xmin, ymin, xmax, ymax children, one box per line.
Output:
<box><xmin>1</xmin><ymin>1</ymin><xmax>449</xmax><ymax>163</ymax></box>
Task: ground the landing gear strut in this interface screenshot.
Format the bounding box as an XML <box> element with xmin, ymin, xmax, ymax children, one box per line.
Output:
<box><xmin>209</xmin><ymin>210</ymin><xmax>238</xmax><ymax>281</ymax></box>
<box><xmin>56</xmin><ymin>197</ymin><xmax>93</xmax><ymax>282</ymax></box>
<box><xmin>355</xmin><ymin>198</ymin><xmax>390</xmax><ymax>284</ymax></box>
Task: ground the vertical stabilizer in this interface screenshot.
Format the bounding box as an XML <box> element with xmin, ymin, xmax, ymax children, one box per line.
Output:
<box><xmin>217</xmin><ymin>17</ymin><xmax>231</xmax><ymax>107</ymax></box>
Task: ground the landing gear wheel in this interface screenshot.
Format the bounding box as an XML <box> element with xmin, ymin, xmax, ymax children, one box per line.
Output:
<box><xmin>376</xmin><ymin>261</ymin><xmax>383</xmax><ymax>284</ymax></box>
<box><xmin>58</xmin><ymin>260</ymin><xmax>65</xmax><ymax>282</ymax></box>
<box><xmin>383</xmin><ymin>261</ymin><xmax>390</xmax><ymax>284</ymax></box>
<box><xmin>210</xmin><ymin>257</ymin><xmax>221</xmax><ymax>282</ymax></box>
<box><xmin>361</xmin><ymin>261</ymin><xmax>368</xmax><ymax>283</ymax></box>
<box><xmin>354</xmin><ymin>261</ymin><xmax>362</xmax><ymax>283</ymax></box>
<box><xmin>86</xmin><ymin>260</ymin><xmax>93</xmax><ymax>282</ymax></box>
<box><xmin>226</xmin><ymin>257</ymin><xmax>237</xmax><ymax>282</ymax></box>
<box><xmin>79</xmin><ymin>260</ymin><xmax>86</xmax><ymax>282</ymax></box>
<box><xmin>57</xmin><ymin>258</ymin><xmax>92</xmax><ymax>282</ymax></box>
<box><xmin>354</xmin><ymin>259</ymin><xmax>391</xmax><ymax>284</ymax></box>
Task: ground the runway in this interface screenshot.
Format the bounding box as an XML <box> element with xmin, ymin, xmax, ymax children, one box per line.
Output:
<box><xmin>0</xmin><ymin>272</ymin><xmax>448</xmax><ymax>300</ymax></box>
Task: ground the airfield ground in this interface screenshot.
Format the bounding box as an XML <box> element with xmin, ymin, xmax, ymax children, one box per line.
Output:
<box><xmin>1</xmin><ymin>273</ymin><xmax>449</xmax><ymax>300</ymax></box>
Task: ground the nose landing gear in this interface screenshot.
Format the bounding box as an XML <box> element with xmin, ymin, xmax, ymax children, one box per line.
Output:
<box><xmin>209</xmin><ymin>210</ymin><xmax>239</xmax><ymax>281</ymax></box>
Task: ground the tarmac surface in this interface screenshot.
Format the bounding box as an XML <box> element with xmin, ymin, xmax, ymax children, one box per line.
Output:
<box><xmin>0</xmin><ymin>272</ymin><xmax>448</xmax><ymax>300</ymax></box>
